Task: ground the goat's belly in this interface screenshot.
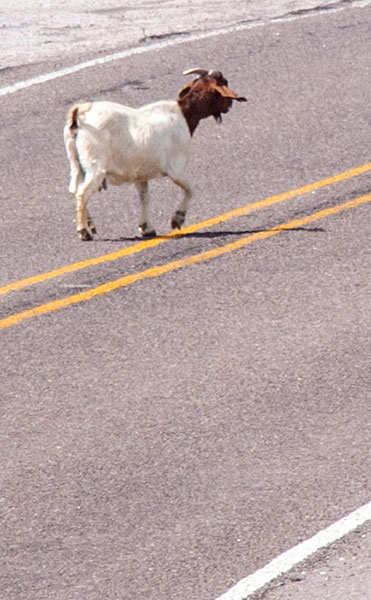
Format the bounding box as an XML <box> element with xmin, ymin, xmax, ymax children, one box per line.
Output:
<box><xmin>106</xmin><ymin>163</ymin><xmax>162</xmax><ymax>185</ymax></box>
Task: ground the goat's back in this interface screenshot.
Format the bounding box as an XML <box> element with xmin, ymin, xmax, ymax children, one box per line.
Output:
<box><xmin>67</xmin><ymin>100</ymin><xmax>192</xmax><ymax>183</ymax></box>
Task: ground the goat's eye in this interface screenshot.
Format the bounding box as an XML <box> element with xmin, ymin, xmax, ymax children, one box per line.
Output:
<box><xmin>219</xmin><ymin>74</ymin><xmax>228</xmax><ymax>86</ymax></box>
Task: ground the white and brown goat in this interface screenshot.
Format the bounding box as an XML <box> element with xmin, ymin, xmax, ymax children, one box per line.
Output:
<box><xmin>64</xmin><ymin>68</ymin><xmax>246</xmax><ymax>240</ymax></box>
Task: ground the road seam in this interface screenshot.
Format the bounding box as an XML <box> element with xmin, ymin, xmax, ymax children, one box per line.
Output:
<box><xmin>1</xmin><ymin>192</ymin><xmax>370</xmax><ymax>329</ymax></box>
<box><xmin>1</xmin><ymin>3</ymin><xmax>368</xmax><ymax>98</ymax></box>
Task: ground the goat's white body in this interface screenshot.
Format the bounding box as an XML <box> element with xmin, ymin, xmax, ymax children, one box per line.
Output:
<box><xmin>64</xmin><ymin>99</ymin><xmax>193</xmax><ymax>238</ymax></box>
<box><xmin>65</xmin><ymin>100</ymin><xmax>191</xmax><ymax>187</ymax></box>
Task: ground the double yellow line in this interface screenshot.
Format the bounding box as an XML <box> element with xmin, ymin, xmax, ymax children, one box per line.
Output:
<box><xmin>1</xmin><ymin>162</ymin><xmax>371</xmax><ymax>329</ymax></box>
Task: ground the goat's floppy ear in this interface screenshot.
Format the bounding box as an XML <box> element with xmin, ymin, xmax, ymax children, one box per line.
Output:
<box><xmin>215</xmin><ymin>84</ymin><xmax>247</xmax><ymax>102</ymax></box>
<box><xmin>178</xmin><ymin>81</ymin><xmax>194</xmax><ymax>98</ymax></box>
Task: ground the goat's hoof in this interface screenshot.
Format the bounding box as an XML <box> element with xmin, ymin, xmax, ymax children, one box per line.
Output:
<box><xmin>170</xmin><ymin>219</ymin><xmax>181</xmax><ymax>230</ymax></box>
<box><xmin>171</xmin><ymin>210</ymin><xmax>186</xmax><ymax>230</ymax></box>
<box><xmin>98</xmin><ymin>178</ymin><xmax>107</xmax><ymax>192</ymax></box>
<box><xmin>142</xmin><ymin>229</ymin><xmax>157</xmax><ymax>239</ymax></box>
<box><xmin>139</xmin><ymin>223</ymin><xmax>157</xmax><ymax>238</ymax></box>
<box><xmin>79</xmin><ymin>228</ymin><xmax>93</xmax><ymax>241</ymax></box>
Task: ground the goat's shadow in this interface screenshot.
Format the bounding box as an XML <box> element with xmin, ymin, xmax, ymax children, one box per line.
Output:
<box><xmin>99</xmin><ymin>225</ymin><xmax>325</xmax><ymax>243</ymax></box>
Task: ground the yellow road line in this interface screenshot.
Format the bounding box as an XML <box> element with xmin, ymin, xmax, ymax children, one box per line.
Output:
<box><xmin>1</xmin><ymin>193</ymin><xmax>370</xmax><ymax>330</ymax></box>
<box><xmin>1</xmin><ymin>161</ymin><xmax>371</xmax><ymax>296</ymax></box>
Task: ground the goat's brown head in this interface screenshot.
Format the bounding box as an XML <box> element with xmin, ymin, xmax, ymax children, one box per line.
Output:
<box><xmin>178</xmin><ymin>68</ymin><xmax>246</xmax><ymax>135</ymax></box>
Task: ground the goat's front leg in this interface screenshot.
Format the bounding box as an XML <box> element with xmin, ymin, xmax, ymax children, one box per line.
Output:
<box><xmin>170</xmin><ymin>178</ymin><xmax>192</xmax><ymax>230</ymax></box>
<box><xmin>135</xmin><ymin>181</ymin><xmax>157</xmax><ymax>238</ymax></box>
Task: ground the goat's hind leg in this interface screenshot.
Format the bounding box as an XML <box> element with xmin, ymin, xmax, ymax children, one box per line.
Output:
<box><xmin>85</xmin><ymin>207</ymin><xmax>97</xmax><ymax>236</ymax></box>
<box><xmin>68</xmin><ymin>162</ymin><xmax>83</xmax><ymax>195</ymax></box>
<box><xmin>170</xmin><ymin>177</ymin><xmax>192</xmax><ymax>230</ymax></box>
<box><xmin>76</xmin><ymin>168</ymin><xmax>105</xmax><ymax>241</ymax></box>
<box><xmin>75</xmin><ymin>193</ymin><xmax>92</xmax><ymax>241</ymax></box>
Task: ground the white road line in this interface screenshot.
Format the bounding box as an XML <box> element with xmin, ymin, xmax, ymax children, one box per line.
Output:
<box><xmin>1</xmin><ymin>2</ymin><xmax>368</xmax><ymax>98</ymax></box>
<box><xmin>215</xmin><ymin>500</ymin><xmax>371</xmax><ymax>600</ymax></box>
<box><xmin>0</xmin><ymin>22</ymin><xmax>263</xmax><ymax>98</ymax></box>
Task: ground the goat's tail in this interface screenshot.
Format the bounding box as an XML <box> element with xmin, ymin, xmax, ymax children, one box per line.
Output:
<box><xmin>66</xmin><ymin>102</ymin><xmax>92</xmax><ymax>132</ymax></box>
<box><xmin>68</xmin><ymin>106</ymin><xmax>79</xmax><ymax>133</ymax></box>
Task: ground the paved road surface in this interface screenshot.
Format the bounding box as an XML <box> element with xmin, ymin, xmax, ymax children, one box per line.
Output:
<box><xmin>1</xmin><ymin>0</ymin><xmax>370</xmax><ymax>69</ymax></box>
<box><xmin>1</xmin><ymin>2</ymin><xmax>371</xmax><ymax>599</ymax></box>
<box><xmin>258</xmin><ymin>521</ymin><xmax>371</xmax><ymax>598</ymax></box>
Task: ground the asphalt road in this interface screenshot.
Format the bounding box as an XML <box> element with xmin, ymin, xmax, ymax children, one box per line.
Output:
<box><xmin>1</xmin><ymin>5</ymin><xmax>371</xmax><ymax>600</ymax></box>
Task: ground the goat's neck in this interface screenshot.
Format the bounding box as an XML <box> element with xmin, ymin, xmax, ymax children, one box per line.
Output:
<box><xmin>178</xmin><ymin>95</ymin><xmax>209</xmax><ymax>136</ymax></box>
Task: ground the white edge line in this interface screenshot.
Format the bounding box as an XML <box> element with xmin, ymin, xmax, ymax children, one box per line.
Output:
<box><xmin>215</xmin><ymin>500</ymin><xmax>371</xmax><ymax>600</ymax></box>
<box><xmin>0</xmin><ymin>22</ymin><xmax>264</xmax><ymax>98</ymax></box>
<box><xmin>0</xmin><ymin>2</ymin><xmax>361</xmax><ymax>98</ymax></box>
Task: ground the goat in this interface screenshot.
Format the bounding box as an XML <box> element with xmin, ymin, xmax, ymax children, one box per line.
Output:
<box><xmin>63</xmin><ymin>68</ymin><xmax>246</xmax><ymax>240</ymax></box>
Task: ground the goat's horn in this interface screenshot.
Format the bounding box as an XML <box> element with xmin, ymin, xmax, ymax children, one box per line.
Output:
<box><xmin>183</xmin><ymin>68</ymin><xmax>209</xmax><ymax>76</ymax></box>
